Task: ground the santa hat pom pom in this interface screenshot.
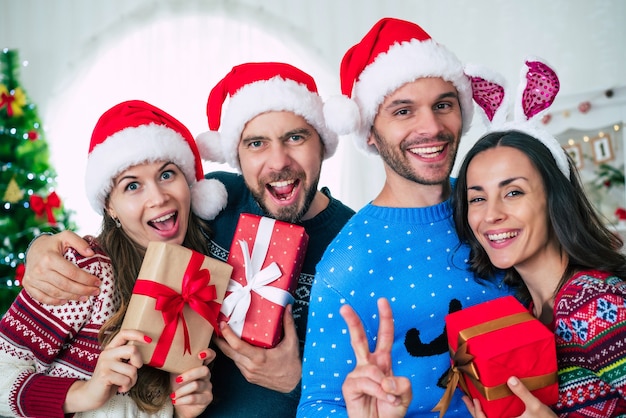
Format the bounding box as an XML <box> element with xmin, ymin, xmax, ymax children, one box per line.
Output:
<box><xmin>196</xmin><ymin>130</ymin><xmax>226</xmax><ymax>163</ymax></box>
<box><xmin>191</xmin><ymin>178</ymin><xmax>228</xmax><ymax>220</ymax></box>
<box><xmin>323</xmin><ymin>95</ymin><xmax>361</xmax><ymax>135</ymax></box>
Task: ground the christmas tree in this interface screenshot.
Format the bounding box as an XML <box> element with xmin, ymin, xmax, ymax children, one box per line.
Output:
<box><xmin>0</xmin><ymin>49</ymin><xmax>75</xmax><ymax>313</ymax></box>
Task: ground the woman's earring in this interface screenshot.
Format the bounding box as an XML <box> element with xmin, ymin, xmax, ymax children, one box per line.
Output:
<box><xmin>114</xmin><ymin>217</ymin><xmax>121</xmax><ymax>228</ymax></box>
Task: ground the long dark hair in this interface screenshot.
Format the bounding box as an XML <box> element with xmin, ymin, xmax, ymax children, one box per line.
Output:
<box><xmin>452</xmin><ymin>130</ymin><xmax>626</xmax><ymax>302</ymax></box>
<box><xmin>96</xmin><ymin>210</ymin><xmax>212</xmax><ymax>412</ymax></box>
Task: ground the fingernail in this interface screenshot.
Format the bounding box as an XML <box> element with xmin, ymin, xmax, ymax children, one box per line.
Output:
<box><xmin>171</xmin><ymin>399</ymin><xmax>176</xmax><ymax>404</ymax></box>
<box><xmin>287</xmin><ymin>304</ymin><xmax>292</xmax><ymax>313</ymax></box>
<box><xmin>170</xmin><ymin>392</ymin><xmax>175</xmax><ymax>399</ymax></box>
<box><xmin>144</xmin><ymin>335</ymin><xmax>152</xmax><ymax>343</ymax></box>
<box><xmin>199</xmin><ymin>351</ymin><xmax>207</xmax><ymax>359</ymax></box>
<box><xmin>175</xmin><ymin>376</ymin><xmax>183</xmax><ymax>383</ymax></box>
<box><xmin>219</xmin><ymin>321</ymin><xmax>226</xmax><ymax>330</ymax></box>
<box><xmin>78</xmin><ymin>296</ymin><xmax>88</xmax><ymax>303</ymax></box>
<box><xmin>508</xmin><ymin>376</ymin><xmax>519</xmax><ymax>386</ymax></box>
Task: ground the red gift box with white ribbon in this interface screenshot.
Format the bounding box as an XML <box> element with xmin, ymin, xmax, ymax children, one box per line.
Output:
<box><xmin>218</xmin><ymin>214</ymin><xmax>309</xmax><ymax>348</ymax></box>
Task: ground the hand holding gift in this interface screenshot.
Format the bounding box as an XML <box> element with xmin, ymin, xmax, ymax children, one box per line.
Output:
<box><xmin>121</xmin><ymin>242</ymin><xmax>232</xmax><ymax>374</ymax></box>
<box><xmin>462</xmin><ymin>376</ymin><xmax>558</xmax><ymax>418</ymax></box>
<box><xmin>218</xmin><ymin>214</ymin><xmax>309</xmax><ymax>348</ymax></box>
<box><xmin>433</xmin><ymin>296</ymin><xmax>558</xmax><ymax>418</ymax></box>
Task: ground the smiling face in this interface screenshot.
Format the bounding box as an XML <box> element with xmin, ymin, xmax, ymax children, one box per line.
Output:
<box><xmin>238</xmin><ymin>111</ymin><xmax>324</xmax><ymax>223</ymax></box>
<box><xmin>466</xmin><ymin>146</ymin><xmax>559</xmax><ymax>273</ymax></box>
<box><xmin>106</xmin><ymin>161</ymin><xmax>191</xmax><ymax>248</ymax></box>
<box><xmin>368</xmin><ymin>77</ymin><xmax>463</xmax><ymax>187</ymax></box>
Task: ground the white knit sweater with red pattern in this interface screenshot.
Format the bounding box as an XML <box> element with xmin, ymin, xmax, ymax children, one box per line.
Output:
<box><xmin>0</xmin><ymin>242</ymin><xmax>173</xmax><ymax>417</ymax></box>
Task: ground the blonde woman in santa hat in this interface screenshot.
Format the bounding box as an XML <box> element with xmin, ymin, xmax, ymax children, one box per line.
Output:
<box><xmin>0</xmin><ymin>100</ymin><xmax>227</xmax><ymax>417</ymax></box>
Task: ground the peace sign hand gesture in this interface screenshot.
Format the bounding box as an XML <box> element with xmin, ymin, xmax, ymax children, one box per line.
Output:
<box><xmin>340</xmin><ymin>298</ymin><xmax>412</xmax><ymax>418</ymax></box>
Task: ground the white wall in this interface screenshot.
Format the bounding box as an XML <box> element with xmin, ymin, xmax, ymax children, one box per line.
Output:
<box><xmin>1</xmin><ymin>0</ymin><xmax>625</xmax><ymax>232</ymax></box>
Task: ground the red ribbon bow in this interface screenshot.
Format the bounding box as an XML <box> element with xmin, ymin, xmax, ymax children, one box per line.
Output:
<box><xmin>29</xmin><ymin>191</ymin><xmax>61</xmax><ymax>224</ymax></box>
<box><xmin>0</xmin><ymin>85</ymin><xmax>26</xmax><ymax>117</ymax></box>
<box><xmin>0</xmin><ymin>91</ymin><xmax>15</xmax><ymax>116</ymax></box>
<box><xmin>132</xmin><ymin>251</ymin><xmax>220</xmax><ymax>368</ymax></box>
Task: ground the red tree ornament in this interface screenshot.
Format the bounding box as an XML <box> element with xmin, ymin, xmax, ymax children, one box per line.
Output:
<box><xmin>578</xmin><ymin>101</ymin><xmax>591</xmax><ymax>114</ymax></box>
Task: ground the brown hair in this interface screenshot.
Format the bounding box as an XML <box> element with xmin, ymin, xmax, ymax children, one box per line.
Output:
<box><xmin>453</xmin><ymin>130</ymin><xmax>626</xmax><ymax>302</ymax></box>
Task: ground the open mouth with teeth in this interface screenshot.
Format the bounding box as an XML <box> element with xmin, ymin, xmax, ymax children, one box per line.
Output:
<box><xmin>267</xmin><ymin>179</ymin><xmax>300</xmax><ymax>201</ymax></box>
<box><xmin>409</xmin><ymin>144</ymin><xmax>445</xmax><ymax>159</ymax></box>
<box><xmin>148</xmin><ymin>211</ymin><xmax>178</xmax><ymax>231</ymax></box>
<box><xmin>487</xmin><ymin>231</ymin><xmax>518</xmax><ymax>243</ymax></box>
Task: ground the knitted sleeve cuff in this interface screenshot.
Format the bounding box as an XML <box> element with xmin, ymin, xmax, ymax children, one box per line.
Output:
<box><xmin>15</xmin><ymin>375</ymin><xmax>78</xmax><ymax>418</ymax></box>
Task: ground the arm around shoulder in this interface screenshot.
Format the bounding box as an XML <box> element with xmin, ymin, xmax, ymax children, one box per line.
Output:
<box><xmin>23</xmin><ymin>231</ymin><xmax>101</xmax><ymax>304</ymax></box>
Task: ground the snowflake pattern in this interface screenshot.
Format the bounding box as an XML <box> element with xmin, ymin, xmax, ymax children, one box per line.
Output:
<box><xmin>596</xmin><ymin>297</ymin><xmax>618</xmax><ymax>323</ymax></box>
<box><xmin>556</xmin><ymin>319</ymin><xmax>573</xmax><ymax>342</ymax></box>
<box><xmin>571</xmin><ymin>318</ymin><xmax>589</xmax><ymax>342</ymax></box>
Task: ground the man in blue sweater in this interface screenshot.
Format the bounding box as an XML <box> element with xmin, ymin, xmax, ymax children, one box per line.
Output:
<box><xmin>297</xmin><ymin>18</ymin><xmax>510</xmax><ymax>417</ymax></box>
<box><xmin>21</xmin><ymin>62</ymin><xmax>355</xmax><ymax>417</ymax></box>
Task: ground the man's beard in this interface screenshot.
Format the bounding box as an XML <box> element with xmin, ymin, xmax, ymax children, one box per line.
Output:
<box><xmin>371</xmin><ymin>128</ymin><xmax>458</xmax><ymax>185</ymax></box>
<box><xmin>250</xmin><ymin>170</ymin><xmax>320</xmax><ymax>224</ymax></box>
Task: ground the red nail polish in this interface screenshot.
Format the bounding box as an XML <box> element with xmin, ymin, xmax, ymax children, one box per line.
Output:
<box><xmin>144</xmin><ymin>335</ymin><xmax>152</xmax><ymax>343</ymax></box>
<box><xmin>170</xmin><ymin>392</ymin><xmax>175</xmax><ymax>399</ymax></box>
<box><xmin>199</xmin><ymin>351</ymin><xmax>207</xmax><ymax>359</ymax></box>
<box><xmin>175</xmin><ymin>376</ymin><xmax>183</xmax><ymax>383</ymax></box>
<box><xmin>172</xmin><ymin>399</ymin><xmax>176</xmax><ymax>404</ymax></box>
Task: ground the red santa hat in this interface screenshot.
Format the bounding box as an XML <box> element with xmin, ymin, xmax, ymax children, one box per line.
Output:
<box><xmin>196</xmin><ymin>62</ymin><xmax>339</xmax><ymax>170</ymax></box>
<box><xmin>324</xmin><ymin>17</ymin><xmax>474</xmax><ymax>154</ymax></box>
<box><xmin>85</xmin><ymin>100</ymin><xmax>227</xmax><ymax>220</ymax></box>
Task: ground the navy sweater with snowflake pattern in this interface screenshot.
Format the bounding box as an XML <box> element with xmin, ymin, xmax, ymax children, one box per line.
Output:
<box><xmin>201</xmin><ymin>171</ymin><xmax>355</xmax><ymax>418</ymax></box>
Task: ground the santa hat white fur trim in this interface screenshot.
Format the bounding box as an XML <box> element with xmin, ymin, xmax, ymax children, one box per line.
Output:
<box><xmin>196</xmin><ymin>130</ymin><xmax>227</xmax><ymax>164</ymax></box>
<box><xmin>191</xmin><ymin>178</ymin><xmax>228</xmax><ymax>220</ymax></box>
<box><xmin>85</xmin><ymin>123</ymin><xmax>227</xmax><ymax>218</ymax></box>
<box><xmin>349</xmin><ymin>38</ymin><xmax>473</xmax><ymax>155</ymax></box>
<box><xmin>323</xmin><ymin>94</ymin><xmax>361</xmax><ymax>135</ymax></box>
<box><xmin>197</xmin><ymin>76</ymin><xmax>338</xmax><ymax>170</ymax></box>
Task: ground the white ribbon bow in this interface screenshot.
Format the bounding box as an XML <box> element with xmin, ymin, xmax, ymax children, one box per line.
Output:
<box><xmin>220</xmin><ymin>217</ymin><xmax>295</xmax><ymax>337</ymax></box>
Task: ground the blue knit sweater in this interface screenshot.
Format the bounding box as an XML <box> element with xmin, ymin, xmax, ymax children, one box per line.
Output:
<box><xmin>298</xmin><ymin>199</ymin><xmax>511</xmax><ymax>417</ymax></box>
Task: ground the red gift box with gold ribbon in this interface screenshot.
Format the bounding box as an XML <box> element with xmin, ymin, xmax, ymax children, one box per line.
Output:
<box><xmin>121</xmin><ymin>242</ymin><xmax>232</xmax><ymax>374</ymax></box>
<box><xmin>434</xmin><ymin>296</ymin><xmax>558</xmax><ymax>417</ymax></box>
<box><xmin>218</xmin><ymin>214</ymin><xmax>309</xmax><ymax>348</ymax></box>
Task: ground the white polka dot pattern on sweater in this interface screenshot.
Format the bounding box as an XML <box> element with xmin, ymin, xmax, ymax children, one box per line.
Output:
<box><xmin>297</xmin><ymin>202</ymin><xmax>509</xmax><ymax>417</ymax></box>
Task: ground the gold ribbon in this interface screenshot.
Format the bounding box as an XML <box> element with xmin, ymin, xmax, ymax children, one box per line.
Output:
<box><xmin>432</xmin><ymin>311</ymin><xmax>557</xmax><ymax>417</ymax></box>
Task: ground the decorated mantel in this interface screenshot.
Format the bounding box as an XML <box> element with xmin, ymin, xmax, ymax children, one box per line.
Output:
<box><xmin>542</xmin><ymin>85</ymin><xmax>626</xmax><ymax>239</ymax></box>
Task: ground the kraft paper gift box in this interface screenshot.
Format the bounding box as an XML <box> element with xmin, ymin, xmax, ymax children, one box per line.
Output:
<box><xmin>434</xmin><ymin>295</ymin><xmax>558</xmax><ymax>417</ymax></box>
<box><xmin>218</xmin><ymin>213</ymin><xmax>309</xmax><ymax>348</ymax></box>
<box><xmin>121</xmin><ymin>242</ymin><xmax>232</xmax><ymax>374</ymax></box>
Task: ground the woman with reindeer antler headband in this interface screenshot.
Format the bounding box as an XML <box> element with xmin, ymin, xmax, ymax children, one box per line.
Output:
<box><xmin>452</xmin><ymin>59</ymin><xmax>626</xmax><ymax>417</ymax></box>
